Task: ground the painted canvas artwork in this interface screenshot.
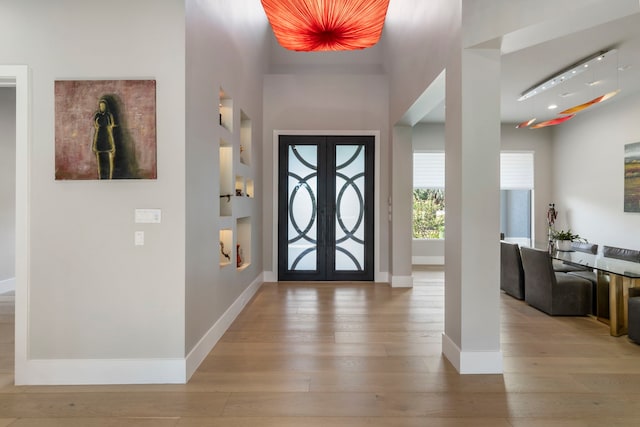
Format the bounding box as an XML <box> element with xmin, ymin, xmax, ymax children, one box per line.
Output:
<box><xmin>55</xmin><ymin>80</ymin><xmax>157</xmax><ymax>180</ymax></box>
<box><xmin>625</xmin><ymin>141</ymin><xmax>640</xmax><ymax>212</ymax></box>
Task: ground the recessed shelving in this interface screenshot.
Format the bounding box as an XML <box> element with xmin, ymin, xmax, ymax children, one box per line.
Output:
<box><xmin>219</xmin><ymin>144</ymin><xmax>233</xmax><ymax>217</ymax></box>
<box><xmin>219</xmin><ymin>87</ymin><xmax>233</xmax><ymax>132</ymax></box>
<box><xmin>216</xmin><ymin>86</ymin><xmax>254</xmax><ymax>277</ymax></box>
<box><xmin>246</xmin><ymin>179</ymin><xmax>254</xmax><ymax>199</ymax></box>
<box><xmin>240</xmin><ymin>110</ymin><xmax>252</xmax><ymax>166</ymax></box>
<box><xmin>219</xmin><ymin>229</ymin><xmax>233</xmax><ymax>268</ymax></box>
<box><xmin>235</xmin><ymin>175</ymin><xmax>245</xmax><ymax>197</ymax></box>
<box><xmin>236</xmin><ymin>217</ymin><xmax>251</xmax><ymax>270</ymax></box>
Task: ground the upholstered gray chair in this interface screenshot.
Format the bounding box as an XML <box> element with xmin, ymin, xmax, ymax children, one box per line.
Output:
<box><xmin>603</xmin><ymin>245</ymin><xmax>640</xmax><ymax>262</ymax></box>
<box><xmin>520</xmin><ymin>246</ymin><xmax>592</xmax><ymax>316</ymax></box>
<box><xmin>628</xmin><ymin>288</ymin><xmax>640</xmax><ymax>343</ymax></box>
<box><xmin>500</xmin><ymin>241</ymin><xmax>525</xmax><ymax>300</ymax></box>
<box><xmin>553</xmin><ymin>242</ymin><xmax>598</xmax><ymax>273</ymax></box>
<box><xmin>596</xmin><ymin>246</ymin><xmax>640</xmax><ymax>319</ymax></box>
<box><xmin>566</xmin><ymin>242</ymin><xmax>599</xmax><ymax>313</ymax></box>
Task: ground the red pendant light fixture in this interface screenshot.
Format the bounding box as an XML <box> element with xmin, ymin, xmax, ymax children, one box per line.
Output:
<box><xmin>530</xmin><ymin>114</ymin><xmax>575</xmax><ymax>129</ymax></box>
<box><xmin>261</xmin><ymin>0</ymin><xmax>391</xmax><ymax>52</ymax></box>
<box><xmin>559</xmin><ymin>89</ymin><xmax>620</xmax><ymax>115</ymax></box>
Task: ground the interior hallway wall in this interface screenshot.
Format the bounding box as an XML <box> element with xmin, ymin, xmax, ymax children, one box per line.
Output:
<box><xmin>0</xmin><ymin>0</ymin><xmax>186</xmax><ymax>377</ymax></box>
<box><xmin>185</xmin><ymin>0</ymin><xmax>269</xmax><ymax>356</ymax></box>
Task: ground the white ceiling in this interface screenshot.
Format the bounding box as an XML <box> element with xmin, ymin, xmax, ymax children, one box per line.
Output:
<box><xmin>422</xmin><ymin>11</ymin><xmax>640</xmax><ymax>124</ymax></box>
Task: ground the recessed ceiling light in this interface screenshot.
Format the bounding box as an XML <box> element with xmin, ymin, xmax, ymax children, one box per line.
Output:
<box><xmin>585</xmin><ymin>80</ymin><xmax>602</xmax><ymax>87</ymax></box>
<box><xmin>548</xmin><ymin>104</ymin><xmax>558</xmax><ymax>110</ymax></box>
<box><xmin>559</xmin><ymin>92</ymin><xmax>573</xmax><ymax>97</ymax></box>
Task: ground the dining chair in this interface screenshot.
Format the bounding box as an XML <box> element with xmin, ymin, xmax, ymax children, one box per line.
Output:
<box><xmin>603</xmin><ymin>245</ymin><xmax>640</xmax><ymax>263</ymax></box>
<box><xmin>628</xmin><ymin>288</ymin><xmax>640</xmax><ymax>343</ymax></box>
<box><xmin>500</xmin><ymin>241</ymin><xmax>525</xmax><ymax>300</ymax></box>
<box><xmin>520</xmin><ymin>246</ymin><xmax>592</xmax><ymax>316</ymax></box>
<box><xmin>567</xmin><ymin>242</ymin><xmax>599</xmax><ymax>313</ymax></box>
<box><xmin>553</xmin><ymin>242</ymin><xmax>598</xmax><ymax>273</ymax></box>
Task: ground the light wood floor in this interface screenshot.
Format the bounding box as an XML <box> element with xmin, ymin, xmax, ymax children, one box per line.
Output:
<box><xmin>2</xmin><ymin>268</ymin><xmax>640</xmax><ymax>426</ymax></box>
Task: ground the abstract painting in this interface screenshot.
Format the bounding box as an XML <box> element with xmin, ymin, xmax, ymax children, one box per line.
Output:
<box><xmin>625</xmin><ymin>142</ymin><xmax>640</xmax><ymax>213</ymax></box>
<box><xmin>55</xmin><ymin>80</ymin><xmax>157</xmax><ymax>180</ymax></box>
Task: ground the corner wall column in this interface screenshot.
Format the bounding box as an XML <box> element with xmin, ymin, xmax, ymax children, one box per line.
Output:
<box><xmin>443</xmin><ymin>39</ymin><xmax>502</xmax><ymax>373</ymax></box>
<box><xmin>390</xmin><ymin>125</ymin><xmax>414</xmax><ymax>287</ymax></box>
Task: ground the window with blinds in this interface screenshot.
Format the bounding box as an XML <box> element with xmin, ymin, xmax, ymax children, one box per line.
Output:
<box><xmin>412</xmin><ymin>151</ymin><xmax>534</xmax><ymax>242</ymax></box>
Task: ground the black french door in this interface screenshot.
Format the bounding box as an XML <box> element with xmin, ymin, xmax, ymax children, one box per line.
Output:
<box><xmin>278</xmin><ymin>135</ymin><xmax>374</xmax><ymax>281</ymax></box>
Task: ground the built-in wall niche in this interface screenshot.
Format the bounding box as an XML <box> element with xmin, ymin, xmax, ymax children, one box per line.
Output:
<box><xmin>219</xmin><ymin>87</ymin><xmax>233</xmax><ymax>132</ymax></box>
<box><xmin>240</xmin><ymin>110</ymin><xmax>252</xmax><ymax>166</ymax></box>
<box><xmin>246</xmin><ymin>179</ymin><xmax>254</xmax><ymax>198</ymax></box>
<box><xmin>235</xmin><ymin>175</ymin><xmax>245</xmax><ymax>197</ymax></box>
<box><xmin>219</xmin><ymin>228</ymin><xmax>233</xmax><ymax>268</ymax></box>
<box><xmin>236</xmin><ymin>217</ymin><xmax>251</xmax><ymax>270</ymax></box>
<box><xmin>219</xmin><ymin>143</ymin><xmax>233</xmax><ymax>217</ymax></box>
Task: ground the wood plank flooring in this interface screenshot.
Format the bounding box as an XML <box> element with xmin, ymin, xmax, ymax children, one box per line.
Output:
<box><xmin>2</xmin><ymin>267</ymin><xmax>640</xmax><ymax>425</ymax></box>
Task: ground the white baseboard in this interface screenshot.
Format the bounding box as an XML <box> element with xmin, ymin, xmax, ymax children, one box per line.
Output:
<box><xmin>375</xmin><ymin>271</ymin><xmax>389</xmax><ymax>283</ymax></box>
<box><xmin>185</xmin><ymin>273</ymin><xmax>263</xmax><ymax>380</ymax></box>
<box><xmin>16</xmin><ymin>358</ymin><xmax>186</xmax><ymax>385</ymax></box>
<box><xmin>391</xmin><ymin>275</ymin><xmax>413</xmax><ymax>288</ymax></box>
<box><xmin>442</xmin><ymin>333</ymin><xmax>503</xmax><ymax>374</ymax></box>
<box><xmin>0</xmin><ymin>277</ymin><xmax>16</xmax><ymax>294</ymax></box>
<box><xmin>15</xmin><ymin>274</ymin><xmax>264</xmax><ymax>386</ymax></box>
<box><xmin>412</xmin><ymin>256</ymin><xmax>445</xmax><ymax>265</ymax></box>
<box><xmin>263</xmin><ymin>270</ymin><xmax>277</xmax><ymax>282</ymax></box>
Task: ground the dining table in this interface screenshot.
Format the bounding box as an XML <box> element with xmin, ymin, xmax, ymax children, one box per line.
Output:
<box><xmin>549</xmin><ymin>246</ymin><xmax>640</xmax><ymax>336</ymax></box>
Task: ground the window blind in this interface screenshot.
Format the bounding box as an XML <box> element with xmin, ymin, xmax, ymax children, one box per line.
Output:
<box><xmin>500</xmin><ymin>152</ymin><xmax>534</xmax><ymax>189</ymax></box>
<box><xmin>413</xmin><ymin>151</ymin><xmax>534</xmax><ymax>190</ymax></box>
<box><xmin>413</xmin><ymin>152</ymin><xmax>444</xmax><ymax>189</ymax></box>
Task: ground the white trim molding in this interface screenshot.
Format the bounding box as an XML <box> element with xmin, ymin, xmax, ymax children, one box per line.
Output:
<box><xmin>1</xmin><ymin>65</ymin><xmax>30</xmax><ymax>386</ymax></box>
<box><xmin>442</xmin><ymin>333</ymin><xmax>503</xmax><ymax>374</ymax></box>
<box><xmin>185</xmin><ymin>273</ymin><xmax>263</xmax><ymax>381</ymax></box>
<box><xmin>18</xmin><ymin>358</ymin><xmax>186</xmax><ymax>386</ymax></box>
<box><xmin>391</xmin><ymin>275</ymin><xmax>413</xmax><ymax>288</ymax></box>
<box><xmin>412</xmin><ymin>256</ymin><xmax>445</xmax><ymax>265</ymax></box>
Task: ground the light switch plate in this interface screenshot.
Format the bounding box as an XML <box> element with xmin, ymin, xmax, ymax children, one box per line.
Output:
<box><xmin>135</xmin><ymin>231</ymin><xmax>144</xmax><ymax>246</ymax></box>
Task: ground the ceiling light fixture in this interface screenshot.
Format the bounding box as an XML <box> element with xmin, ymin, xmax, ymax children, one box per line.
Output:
<box><xmin>517</xmin><ymin>49</ymin><xmax>617</xmax><ymax>101</ymax></box>
<box><xmin>516</xmin><ymin>118</ymin><xmax>537</xmax><ymax>129</ymax></box>
<box><xmin>261</xmin><ymin>0</ymin><xmax>391</xmax><ymax>52</ymax></box>
<box><xmin>530</xmin><ymin>114</ymin><xmax>576</xmax><ymax>129</ymax></box>
<box><xmin>559</xmin><ymin>89</ymin><xmax>620</xmax><ymax>115</ymax></box>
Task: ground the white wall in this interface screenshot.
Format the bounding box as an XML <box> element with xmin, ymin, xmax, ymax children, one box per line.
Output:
<box><xmin>185</xmin><ymin>0</ymin><xmax>268</xmax><ymax>357</ymax></box>
<box><xmin>553</xmin><ymin>92</ymin><xmax>640</xmax><ymax>250</ymax></box>
<box><xmin>411</xmin><ymin>123</ymin><xmax>553</xmax><ymax>262</ymax></box>
<box><xmin>0</xmin><ymin>87</ymin><xmax>15</xmax><ymax>284</ymax></box>
<box><xmin>263</xmin><ymin>74</ymin><xmax>390</xmax><ymax>277</ymax></box>
<box><xmin>0</xmin><ymin>0</ymin><xmax>186</xmax><ymax>372</ymax></box>
<box><xmin>383</xmin><ymin>0</ymin><xmax>459</xmax><ymax>123</ymax></box>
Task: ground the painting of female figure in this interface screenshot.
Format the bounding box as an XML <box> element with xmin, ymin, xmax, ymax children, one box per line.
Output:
<box><xmin>92</xmin><ymin>97</ymin><xmax>116</xmax><ymax>179</ymax></box>
<box><xmin>55</xmin><ymin>79</ymin><xmax>156</xmax><ymax>180</ymax></box>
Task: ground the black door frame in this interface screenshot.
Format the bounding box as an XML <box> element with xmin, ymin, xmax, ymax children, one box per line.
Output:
<box><xmin>278</xmin><ymin>135</ymin><xmax>375</xmax><ymax>281</ymax></box>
